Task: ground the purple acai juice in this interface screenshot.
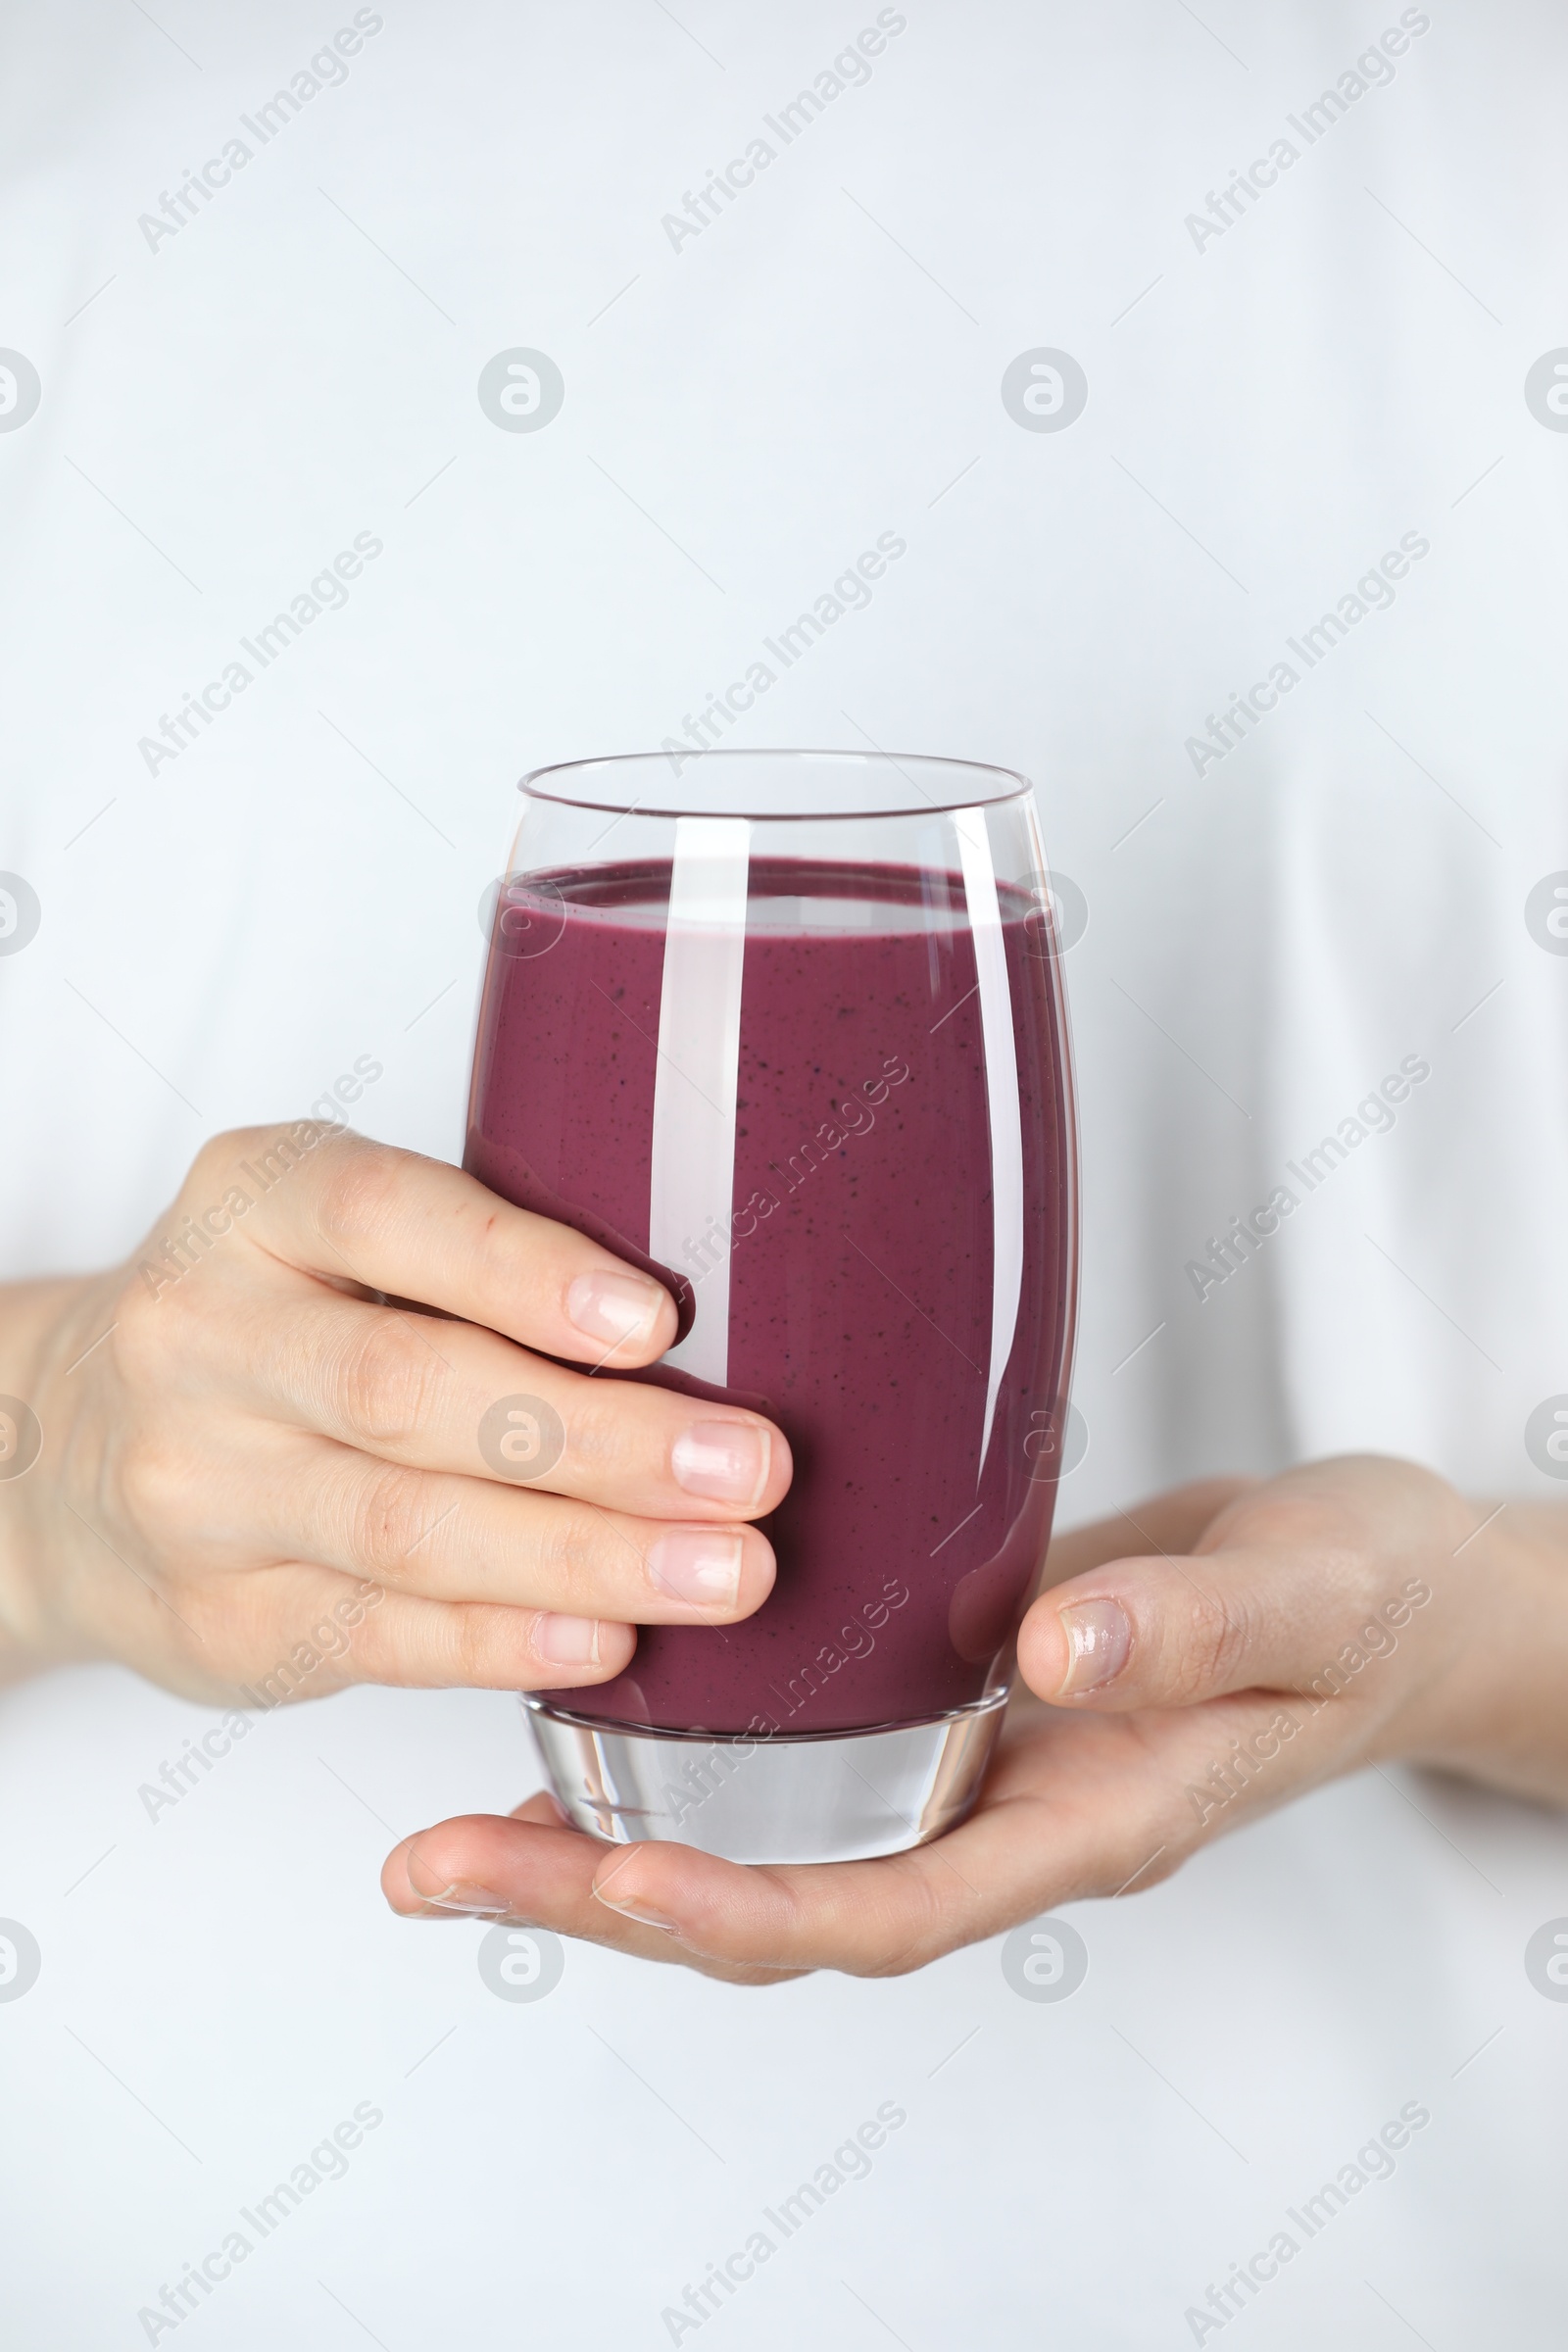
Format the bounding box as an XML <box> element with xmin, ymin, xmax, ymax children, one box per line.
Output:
<box><xmin>466</xmin><ymin>857</ymin><xmax>1072</xmax><ymax>1736</ymax></box>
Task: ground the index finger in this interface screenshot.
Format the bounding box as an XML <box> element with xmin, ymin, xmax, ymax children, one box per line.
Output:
<box><xmin>218</xmin><ymin>1123</ymin><xmax>679</xmax><ymax>1367</ymax></box>
<box><xmin>1043</xmin><ymin>1479</ymin><xmax>1256</xmax><ymax>1588</ymax></box>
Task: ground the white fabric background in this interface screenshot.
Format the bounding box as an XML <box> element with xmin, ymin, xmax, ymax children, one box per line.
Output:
<box><xmin>2</xmin><ymin>2</ymin><xmax>1567</xmax><ymax>2343</ymax></box>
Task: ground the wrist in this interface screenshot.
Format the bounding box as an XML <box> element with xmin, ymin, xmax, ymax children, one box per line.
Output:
<box><xmin>1397</xmin><ymin>1500</ymin><xmax>1568</xmax><ymax>1804</ymax></box>
<box><xmin>0</xmin><ymin>1273</ymin><xmax>112</xmax><ymax>1682</ymax></box>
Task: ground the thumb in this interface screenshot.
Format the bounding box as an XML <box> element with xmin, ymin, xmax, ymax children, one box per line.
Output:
<box><xmin>1018</xmin><ymin>1540</ymin><xmax>1430</xmax><ymax>1714</ymax></box>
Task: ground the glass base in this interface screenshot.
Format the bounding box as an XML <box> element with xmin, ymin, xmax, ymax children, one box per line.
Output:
<box><xmin>522</xmin><ymin>1691</ymin><xmax>1007</xmax><ymax>1865</ymax></box>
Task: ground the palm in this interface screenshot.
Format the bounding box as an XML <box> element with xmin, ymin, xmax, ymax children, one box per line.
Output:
<box><xmin>383</xmin><ymin>1467</ymin><xmax>1441</xmax><ymax>1983</ymax></box>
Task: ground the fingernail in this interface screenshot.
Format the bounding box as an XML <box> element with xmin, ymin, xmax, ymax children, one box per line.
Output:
<box><xmin>1057</xmin><ymin>1597</ymin><xmax>1132</xmax><ymax>1693</ymax></box>
<box><xmin>593</xmin><ymin>1881</ymin><xmax>683</xmax><ymax>1935</ymax></box>
<box><xmin>536</xmin><ymin>1611</ymin><xmax>602</xmax><ymax>1667</ymax></box>
<box><xmin>671</xmin><ymin>1420</ymin><xmax>770</xmax><ymax>1507</ymax></box>
<box><xmin>647</xmin><ymin>1527</ymin><xmax>744</xmax><ymax>1607</ymax></box>
<box><xmin>565</xmin><ymin>1269</ymin><xmax>666</xmax><ymax>1348</ymax></box>
<box><xmin>418</xmin><ymin>1880</ymin><xmax>514</xmax><ymax>1918</ymax></box>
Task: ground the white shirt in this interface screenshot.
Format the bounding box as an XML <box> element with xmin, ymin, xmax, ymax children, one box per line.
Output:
<box><xmin>2</xmin><ymin>3</ymin><xmax>1566</xmax><ymax>2341</ymax></box>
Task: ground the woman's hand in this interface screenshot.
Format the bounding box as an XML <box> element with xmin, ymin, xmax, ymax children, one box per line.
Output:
<box><xmin>380</xmin><ymin>1456</ymin><xmax>1568</xmax><ymax>1984</ymax></box>
<box><xmin>0</xmin><ymin>1122</ymin><xmax>790</xmax><ymax>1703</ymax></box>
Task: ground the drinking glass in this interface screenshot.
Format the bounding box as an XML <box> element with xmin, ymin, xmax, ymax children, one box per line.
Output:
<box><xmin>467</xmin><ymin>751</ymin><xmax>1078</xmax><ymax>1864</ymax></box>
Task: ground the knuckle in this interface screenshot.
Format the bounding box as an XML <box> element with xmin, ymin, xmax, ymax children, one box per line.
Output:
<box><xmin>718</xmin><ymin>1962</ymin><xmax>808</xmax><ymax>1990</ymax></box>
<box><xmin>344</xmin><ymin>1460</ymin><xmax>443</xmax><ymax>1578</ymax></box>
<box><xmin>177</xmin><ymin>1586</ymin><xmax>269</xmax><ymax>1685</ymax></box>
<box><xmin>332</xmin><ymin>1315</ymin><xmax>444</xmax><ymax>1447</ymax></box>
<box><xmin>313</xmin><ymin>1139</ymin><xmax>406</xmax><ymax>1250</ymax></box>
<box><xmin>538</xmin><ymin>1509</ymin><xmax>614</xmax><ymax>1604</ymax></box>
<box><xmin>110</xmin><ymin>1267</ymin><xmax>175</xmax><ymax>1372</ymax></box>
<box><xmin>185</xmin><ymin>1129</ymin><xmax>246</xmax><ymax>1196</ymax></box>
<box><xmin>858</xmin><ymin>1867</ymin><xmax>953</xmax><ymax>1980</ymax></box>
<box><xmin>1172</xmin><ymin>1582</ymin><xmax>1255</xmax><ymax>1698</ymax></box>
<box><xmin>117</xmin><ymin>1219</ymin><xmax>224</xmax><ymax>1349</ymax></box>
<box><xmin>558</xmin><ymin>1387</ymin><xmax>638</xmax><ymax>1479</ymax></box>
<box><xmin>115</xmin><ymin>1434</ymin><xmax>192</xmax><ymax>1544</ymax></box>
<box><xmin>452</xmin><ymin>1602</ymin><xmax>510</xmax><ymax>1685</ymax></box>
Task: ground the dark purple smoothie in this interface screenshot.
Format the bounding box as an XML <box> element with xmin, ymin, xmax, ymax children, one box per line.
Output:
<box><xmin>466</xmin><ymin>857</ymin><xmax>1072</xmax><ymax>1736</ymax></box>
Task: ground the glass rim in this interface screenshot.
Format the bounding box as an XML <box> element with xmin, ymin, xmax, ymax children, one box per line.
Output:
<box><xmin>517</xmin><ymin>747</ymin><xmax>1033</xmax><ymax>821</ymax></box>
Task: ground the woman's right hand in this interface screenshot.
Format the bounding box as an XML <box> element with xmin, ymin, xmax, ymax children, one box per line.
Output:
<box><xmin>0</xmin><ymin>1122</ymin><xmax>789</xmax><ymax>1705</ymax></box>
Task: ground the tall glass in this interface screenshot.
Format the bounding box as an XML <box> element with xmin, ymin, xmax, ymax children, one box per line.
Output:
<box><xmin>466</xmin><ymin>752</ymin><xmax>1078</xmax><ymax>1864</ymax></box>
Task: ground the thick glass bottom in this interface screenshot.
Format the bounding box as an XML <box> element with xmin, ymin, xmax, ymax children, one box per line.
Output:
<box><xmin>522</xmin><ymin>1691</ymin><xmax>1008</xmax><ymax>1865</ymax></box>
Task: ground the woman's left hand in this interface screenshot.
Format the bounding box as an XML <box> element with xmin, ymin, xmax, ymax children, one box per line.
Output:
<box><xmin>381</xmin><ymin>1455</ymin><xmax>1567</xmax><ymax>1984</ymax></box>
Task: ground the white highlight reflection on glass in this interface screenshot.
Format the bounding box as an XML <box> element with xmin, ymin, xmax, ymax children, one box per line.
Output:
<box><xmin>955</xmin><ymin>806</ymin><xmax>1025</xmax><ymax>1474</ymax></box>
<box><xmin>648</xmin><ymin>815</ymin><xmax>753</xmax><ymax>1385</ymax></box>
